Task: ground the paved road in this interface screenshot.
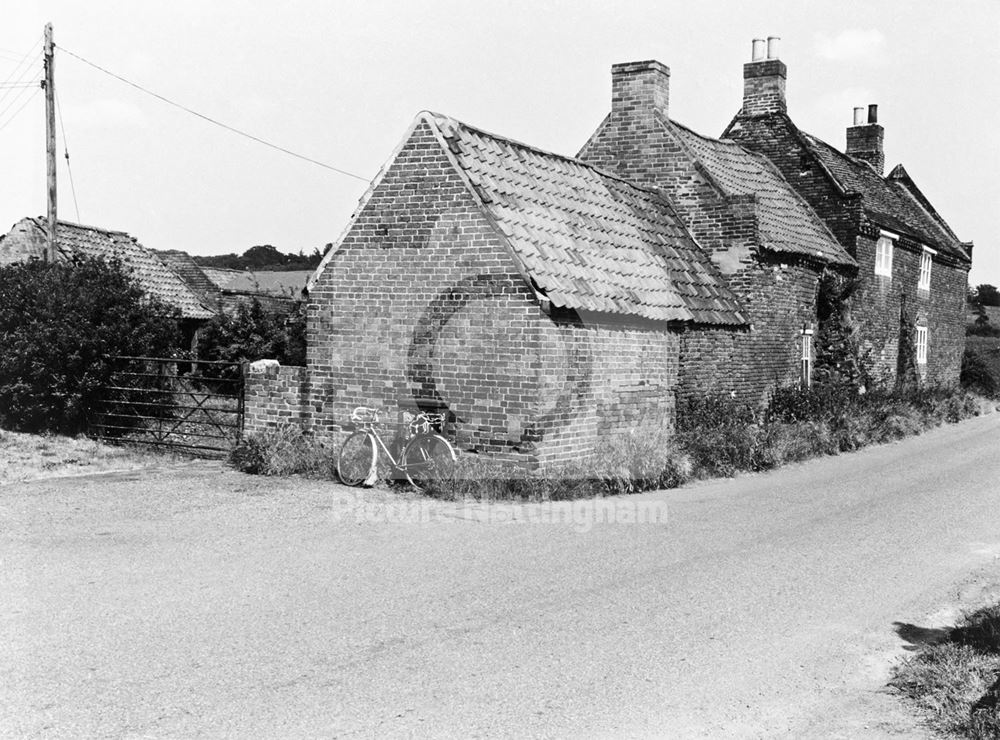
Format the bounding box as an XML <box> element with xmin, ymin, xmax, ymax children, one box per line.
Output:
<box><xmin>3</xmin><ymin>414</ymin><xmax>1000</xmax><ymax>738</ymax></box>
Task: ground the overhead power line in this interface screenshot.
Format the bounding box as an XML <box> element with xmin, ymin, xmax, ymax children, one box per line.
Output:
<box><xmin>0</xmin><ymin>86</ymin><xmax>40</xmax><ymax>132</ymax></box>
<box><xmin>0</xmin><ymin>53</ymin><xmax>42</xmax><ymax>122</ymax></box>
<box><xmin>58</xmin><ymin>45</ymin><xmax>369</xmax><ymax>182</ymax></box>
<box><xmin>55</xmin><ymin>88</ymin><xmax>81</xmax><ymax>222</ymax></box>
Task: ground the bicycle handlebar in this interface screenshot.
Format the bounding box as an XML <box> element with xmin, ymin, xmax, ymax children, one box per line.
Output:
<box><xmin>348</xmin><ymin>406</ymin><xmax>446</xmax><ymax>433</ymax></box>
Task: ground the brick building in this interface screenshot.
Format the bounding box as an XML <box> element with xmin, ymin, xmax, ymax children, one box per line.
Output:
<box><xmin>722</xmin><ymin>39</ymin><xmax>973</xmax><ymax>384</ymax></box>
<box><xmin>248</xmin><ymin>42</ymin><xmax>973</xmax><ymax>468</ymax></box>
<box><xmin>248</xmin><ymin>112</ymin><xmax>745</xmax><ymax>467</ymax></box>
<box><xmin>578</xmin><ymin>60</ymin><xmax>856</xmax><ymax>404</ymax></box>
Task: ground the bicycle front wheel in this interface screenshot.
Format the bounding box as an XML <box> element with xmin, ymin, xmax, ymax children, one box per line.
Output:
<box><xmin>337</xmin><ymin>431</ymin><xmax>377</xmax><ymax>486</ymax></box>
<box><xmin>402</xmin><ymin>434</ymin><xmax>457</xmax><ymax>491</ymax></box>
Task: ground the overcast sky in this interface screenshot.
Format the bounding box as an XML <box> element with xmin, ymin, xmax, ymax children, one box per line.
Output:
<box><xmin>1</xmin><ymin>1</ymin><xmax>997</xmax><ymax>284</ymax></box>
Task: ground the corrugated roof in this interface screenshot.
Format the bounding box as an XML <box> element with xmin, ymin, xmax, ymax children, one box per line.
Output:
<box><xmin>669</xmin><ymin>122</ymin><xmax>855</xmax><ymax>267</ymax></box>
<box><xmin>201</xmin><ymin>268</ymin><xmax>310</xmax><ymax>297</ymax></box>
<box><xmin>800</xmin><ymin>133</ymin><xmax>969</xmax><ymax>262</ymax></box>
<box><xmin>429</xmin><ymin>114</ymin><xmax>746</xmax><ymax>326</ymax></box>
<box><xmin>29</xmin><ymin>218</ymin><xmax>214</xmax><ymax>320</ymax></box>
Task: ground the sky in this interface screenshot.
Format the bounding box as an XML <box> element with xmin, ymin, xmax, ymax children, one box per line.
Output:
<box><xmin>1</xmin><ymin>1</ymin><xmax>997</xmax><ymax>284</ymax></box>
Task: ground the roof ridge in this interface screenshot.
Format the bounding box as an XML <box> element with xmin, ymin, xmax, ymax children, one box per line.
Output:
<box><xmin>801</xmin><ymin>131</ymin><xmax>883</xmax><ymax>178</ymax></box>
<box><xmin>673</xmin><ymin>117</ymin><xmax>854</xmax><ymax>267</ymax></box>
<box><xmin>28</xmin><ymin>215</ymin><xmax>134</xmax><ymax>238</ymax></box>
<box><xmin>425</xmin><ymin>111</ymin><xmax>685</xmax><ymax>205</ymax></box>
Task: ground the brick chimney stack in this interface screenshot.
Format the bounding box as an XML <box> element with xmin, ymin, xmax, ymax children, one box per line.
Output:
<box><xmin>610</xmin><ymin>60</ymin><xmax>670</xmax><ymax>122</ymax></box>
<box><xmin>846</xmin><ymin>103</ymin><xmax>884</xmax><ymax>174</ymax></box>
<box><xmin>742</xmin><ymin>36</ymin><xmax>786</xmax><ymax>116</ymax></box>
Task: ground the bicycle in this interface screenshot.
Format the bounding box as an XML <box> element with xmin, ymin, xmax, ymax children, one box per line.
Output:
<box><xmin>336</xmin><ymin>406</ymin><xmax>457</xmax><ymax>490</ymax></box>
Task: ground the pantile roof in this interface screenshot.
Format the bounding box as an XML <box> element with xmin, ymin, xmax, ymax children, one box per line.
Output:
<box><xmin>669</xmin><ymin>122</ymin><xmax>855</xmax><ymax>267</ymax></box>
<box><xmin>25</xmin><ymin>218</ymin><xmax>214</xmax><ymax>320</ymax></box>
<box><xmin>429</xmin><ymin>113</ymin><xmax>746</xmax><ymax>325</ymax></box>
<box><xmin>799</xmin><ymin>132</ymin><xmax>969</xmax><ymax>262</ymax></box>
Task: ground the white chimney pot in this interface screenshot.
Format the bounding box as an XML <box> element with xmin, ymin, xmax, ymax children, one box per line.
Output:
<box><xmin>853</xmin><ymin>107</ymin><xmax>865</xmax><ymax>126</ymax></box>
<box><xmin>751</xmin><ymin>38</ymin><xmax>765</xmax><ymax>61</ymax></box>
<box><xmin>766</xmin><ymin>36</ymin><xmax>780</xmax><ymax>59</ymax></box>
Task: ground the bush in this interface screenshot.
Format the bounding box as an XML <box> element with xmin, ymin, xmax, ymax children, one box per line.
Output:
<box><xmin>197</xmin><ymin>297</ymin><xmax>306</xmax><ymax>377</ymax></box>
<box><xmin>228</xmin><ymin>424</ymin><xmax>334</xmax><ymax>477</ymax></box>
<box><xmin>0</xmin><ymin>257</ymin><xmax>181</xmax><ymax>434</ymax></box>
<box><xmin>675</xmin><ymin>395</ymin><xmax>766</xmax><ymax>477</ymax></box>
<box><xmin>962</xmin><ymin>347</ymin><xmax>1000</xmax><ymax>398</ymax></box>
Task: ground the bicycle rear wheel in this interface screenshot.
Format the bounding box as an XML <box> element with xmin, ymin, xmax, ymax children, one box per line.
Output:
<box><xmin>337</xmin><ymin>431</ymin><xmax>377</xmax><ymax>486</ymax></box>
<box><xmin>402</xmin><ymin>434</ymin><xmax>457</xmax><ymax>491</ymax></box>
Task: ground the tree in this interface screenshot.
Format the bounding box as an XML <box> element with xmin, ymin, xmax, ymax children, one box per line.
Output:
<box><xmin>974</xmin><ymin>284</ymin><xmax>1000</xmax><ymax>307</ymax></box>
<box><xmin>0</xmin><ymin>257</ymin><xmax>181</xmax><ymax>434</ymax></box>
<box><xmin>196</xmin><ymin>298</ymin><xmax>306</xmax><ymax>371</ymax></box>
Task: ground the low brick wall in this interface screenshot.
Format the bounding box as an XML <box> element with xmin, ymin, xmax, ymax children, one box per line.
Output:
<box><xmin>244</xmin><ymin>364</ymin><xmax>309</xmax><ymax>436</ymax></box>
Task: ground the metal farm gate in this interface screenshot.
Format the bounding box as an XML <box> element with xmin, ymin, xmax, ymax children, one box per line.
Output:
<box><xmin>92</xmin><ymin>356</ymin><xmax>245</xmax><ymax>458</ymax></box>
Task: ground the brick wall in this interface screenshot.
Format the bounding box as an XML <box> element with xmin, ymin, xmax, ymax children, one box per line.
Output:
<box><xmin>851</xmin><ymin>229</ymin><xmax>968</xmax><ymax>384</ymax></box>
<box><xmin>726</xmin><ymin>114</ymin><xmax>968</xmax><ymax>386</ymax></box>
<box><xmin>244</xmin><ymin>364</ymin><xmax>309</xmax><ymax>435</ymax></box>
<box><xmin>298</xmin><ymin>118</ymin><xmax>685</xmax><ymax>469</ymax></box>
<box><xmin>676</xmin><ymin>257</ymin><xmax>820</xmax><ymax>405</ymax></box>
<box><xmin>579</xmin><ymin>106</ymin><xmax>820</xmax><ymax>405</ymax></box>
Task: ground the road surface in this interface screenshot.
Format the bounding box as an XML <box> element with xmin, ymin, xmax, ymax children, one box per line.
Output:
<box><xmin>3</xmin><ymin>413</ymin><xmax>1000</xmax><ymax>737</ymax></box>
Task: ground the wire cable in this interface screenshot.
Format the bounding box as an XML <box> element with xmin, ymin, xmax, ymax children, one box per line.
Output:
<box><xmin>55</xmin><ymin>87</ymin><xmax>81</xmax><ymax>222</ymax></box>
<box><xmin>0</xmin><ymin>38</ymin><xmax>41</xmax><ymax>90</ymax></box>
<box><xmin>58</xmin><ymin>45</ymin><xmax>369</xmax><ymax>182</ymax></box>
<box><xmin>0</xmin><ymin>85</ymin><xmax>40</xmax><ymax>132</ymax></box>
<box><xmin>0</xmin><ymin>67</ymin><xmax>42</xmax><ymax>122</ymax></box>
<box><xmin>0</xmin><ymin>49</ymin><xmax>42</xmax><ymax>112</ymax></box>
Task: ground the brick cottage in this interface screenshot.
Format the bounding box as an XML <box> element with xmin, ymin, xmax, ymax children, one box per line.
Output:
<box><xmin>722</xmin><ymin>38</ymin><xmax>972</xmax><ymax>384</ymax></box>
<box><xmin>246</xmin><ymin>39</ymin><xmax>972</xmax><ymax>469</ymax></box>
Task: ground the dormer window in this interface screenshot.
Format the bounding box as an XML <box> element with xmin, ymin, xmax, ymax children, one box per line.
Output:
<box><xmin>875</xmin><ymin>232</ymin><xmax>895</xmax><ymax>277</ymax></box>
<box><xmin>918</xmin><ymin>247</ymin><xmax>934</xmax><ymax>291</ymax></box>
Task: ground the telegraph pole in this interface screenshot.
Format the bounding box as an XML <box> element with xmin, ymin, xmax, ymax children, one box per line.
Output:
<box><xmin>43</xmin><ymin>23</ymin><xmax>57</xmax><ymax>261</ymax></box>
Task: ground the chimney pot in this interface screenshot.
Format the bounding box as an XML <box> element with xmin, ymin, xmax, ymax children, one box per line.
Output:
<box><xmin>751</xmin><ymin>38</ymin><xmax>765</xmax><ymax>61</ymax></box>
<box><xmin>766</xmin><ymin>36</ymin><xmax>780</xmax><ymax>59</ymax></box>
<box><xmin>847</xmin><ymin>104</ymin><xmax>885</xmax><ymax>174</ymax></box>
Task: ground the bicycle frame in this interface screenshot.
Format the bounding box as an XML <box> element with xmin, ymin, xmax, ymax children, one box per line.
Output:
<box><xmin>350</xmin><ymin>407</ymin><xmax>442</xmax><ymax>473</ymax></box>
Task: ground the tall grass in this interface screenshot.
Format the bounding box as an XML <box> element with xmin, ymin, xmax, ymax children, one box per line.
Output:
<box><xmin>228</xmin><ymin>424</ymin><xmax>335</xmax><ymax>477</ymax></box>
<box><xmin>230</xmin><ymin>385</ymin><xmax>980</xmax><ymax>499</ymax></box>
<box><xmin>892</xmin><ymin>603</ymin><xmax>1000</xmax><ymax>738</ymax></box>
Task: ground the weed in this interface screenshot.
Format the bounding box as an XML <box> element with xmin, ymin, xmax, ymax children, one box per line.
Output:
<box><xmin>892</xmin><ymin>604</ymin><xmax>1000</xmax><ymax>738</ymax></box>
<box><xmin>228</xmin><ymin>425</ymin><xmax>335</xmax><ymax>478</ymax></box>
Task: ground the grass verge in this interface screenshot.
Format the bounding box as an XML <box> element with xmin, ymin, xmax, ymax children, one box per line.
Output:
<box><xmin>229</xmin><ymin>385</ymin><xmax>984</xmax><ymax>500</ymax></box>
<box><xmin>0</xmin><ymin>429</ymin><xmax>181</xmax><ymax>485</ymax></box>
<box><xmin>892</xmin><ymin>603</ymin><xmax>1000</xmax><ymax>738</ymax></box>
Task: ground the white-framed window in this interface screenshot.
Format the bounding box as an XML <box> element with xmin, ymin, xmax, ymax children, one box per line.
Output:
<box><xmin>916</xmin><ymin>325</ymin><xmax>928</xmax><ymax>365</ymax></box>
<box><xmin>918</xmin><ymin>247</ymin><xmax>934</xmax><ymax>291</ymax></box>
<box><xmin>875</xmin><ymin>232</ymin><xmax>896</xmax><ymax>277</ymax></box>
<box><xmin>801</xmin><ymin>327</ymin><xmax>813</xmax><ymax>387</ymax></box>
